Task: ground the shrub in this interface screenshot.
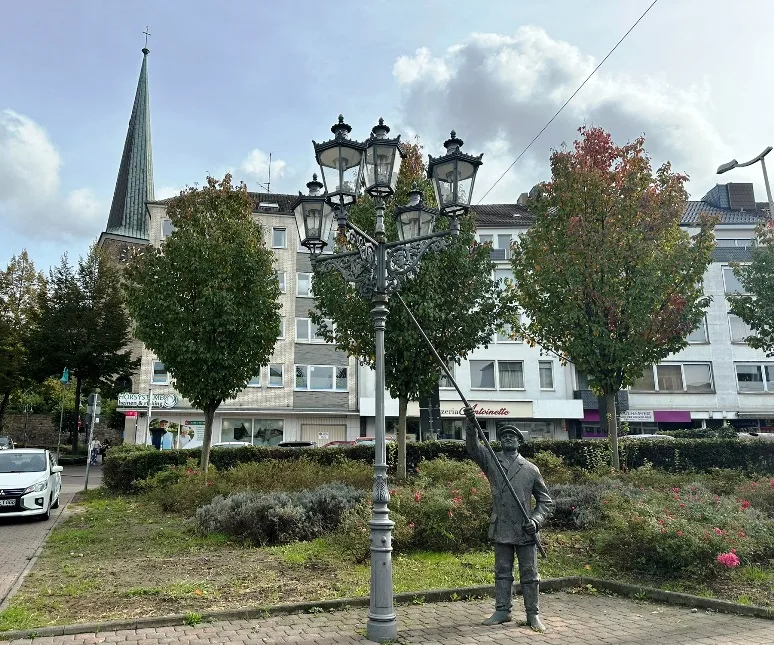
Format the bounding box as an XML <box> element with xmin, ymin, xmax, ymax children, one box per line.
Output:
<box><xmin>194</xmin><ymin>483</ymin><xmax>364</xmax><ymax>546</ymax></box>
<box><xmin>545</xmin><ymin>483</ymin><xmax>608</xmax><ymax>530</ymax></box>
<box><xmin>594</xmin><ymin>482</ymin><xmax>774</xmax><ymax>578</ymax></box>
<box><xmin>530</xmin><ymin>450</ymin><xmax>576</xmax><ymax>484</ymax></box>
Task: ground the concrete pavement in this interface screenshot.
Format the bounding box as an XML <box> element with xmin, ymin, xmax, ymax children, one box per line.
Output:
<box><xmin>0</xmin><ymin>464</ymin><xmax>102</xmax><ymax>609</ymax></box>
<box><xmin>3</xmin><ymin>590</ymin><xmax>774</xmax><ymax>644</ymax></box>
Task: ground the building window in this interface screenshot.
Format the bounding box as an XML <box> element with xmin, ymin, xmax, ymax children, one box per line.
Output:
<box><xmin>539</xmin><ymin>361</ymin><xmax>554</xmax><ymax>389</ymax></box>
<box><xmin>494</xmin><ymin>268</ymin><xmax>513</xmax><ymax>288</ymax></box>
<box><xmin>295</xmin><ymin>317</ymin><xmax>330</xmax><ymax>343</ymax></box>
<box><xmin>439</xmin><ymin>361</ymin><xmax>456</xmax><ymax>389</ymax></box>
<box><xmin>499</xmin><ymin>361</ymin><xmax>524</xmax><ymax>389</ymax></box>
<box><xmin>268</xmin><ymin>364</ymin><xmax>284</xmax><ymax>387</ymax></box>
<box><xmin>470</xmin><ymin>360</ymin><xmax>496</xmax><ymax>389</ymax></box>
<box><xmin>247</xmin><ymin>373</ymin><xmax>261</xmax><ymax>387</ymax></box>
<box><xmin>497</xmin><ymin>234</ymin><xmax>512</xmax><ymax>258</ymax></box>
<box><xmin>161</xmin><ymin>218</ymin><xmax>176</xmax><ymax>238</ymax></box>
<box><xmin>735</xmin><ymin>363</ymin><xmax>774</xmax><ymax>393</ymax></box>
<box><xmin>274</xmin><ymin>271</ymin><xmax>286</xmax><ymax>293</ymax></box>
<box><xmin>729</xmin><ymin>314</ymin><xmax>753</xmax><ymax>344</ymax></box>
<box><xmin>631</xmin><ymin>363</ymin><xmax>714</xmax><ymax>393</ymax></box>
<box><xmin>478</xmin><ymin>234</ymin><xmax>493</xmax><ymax>246</ymax></box>
<box><xmin>723</xmin><ymin>267</ymin><xmax>747</xmax><ymax>294</ymax></box>
<box><xmin>717</xmin><ymin>238</ymin><xmax>753</xmax><ymax>248</ymax></box>
<box><xmin>277</xmin><ymin>316</ymin><xmax>285</xmax><ymax>339</ymax></box>
<box><xmin>295</xmin><ymin>365</ymin><xmax>348</xmax><ymax>391</ymax></box>
<box><xmin>221</xmin><ymin>418</ymin><xmax>283</xmax><ymax>446</ymax></box>
<box><xmin>296</xmin><ymin>272</ymin><xmax>313</xmax><ymax>297</ymax></box>
<box><xmin>687</xmin><ymin>317</ymin><xmax>708</xmax><ymax>344</ymax></box>
<box><xmin>495</xmin><ymin>318</ymin><xmax>521</xmax><ymax>343</ymax></box>
<box><xmin>152</xmin><ymin>361</ymin><xmax>168</xmax><ymax>384</ymax></box>
<box><xmin>272</xmin><ymin>228</ymin><xmax>286</xmax><ymax>248</ymax></box>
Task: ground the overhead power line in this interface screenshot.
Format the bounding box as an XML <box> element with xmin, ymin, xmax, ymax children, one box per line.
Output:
<box><xmin>476</xmin><ymin>0</ymin><xmax>661</xmax><ymax>204</ymax></box>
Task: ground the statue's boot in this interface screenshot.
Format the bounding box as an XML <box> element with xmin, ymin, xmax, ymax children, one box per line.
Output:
<box><xmin>522</xmin><ymin>582</ymin><xmax>546</xmax><ymax>632</ymax></box>
<box><xmin>483</xmin><ymin>578</ymin><xmax>512</xmax><ymax>625</ymax></box>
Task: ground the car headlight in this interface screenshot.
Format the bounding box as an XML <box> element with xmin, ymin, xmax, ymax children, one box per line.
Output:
<box><xmin>23</xmin><ymin>480</ymin><xmax>48</xmax><ymax>494</ymax></box>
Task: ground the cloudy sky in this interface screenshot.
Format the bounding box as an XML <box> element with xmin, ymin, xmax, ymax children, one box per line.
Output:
<box><xmin>2</xmin><ymin>0</ymin><xmax>773</xmax><ymax>273</ymax></box>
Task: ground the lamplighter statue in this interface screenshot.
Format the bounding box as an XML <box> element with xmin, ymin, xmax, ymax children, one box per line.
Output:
<box><xmin>464</xmin><ymin>407</ymin><xmax>553</xmax><ymax>631</ymax></box>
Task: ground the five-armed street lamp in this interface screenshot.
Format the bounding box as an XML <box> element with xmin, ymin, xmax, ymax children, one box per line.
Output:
<box><xmin>717</xmin><ymin>146</ymin><xmax>774</xmax><ymax>220</ymax></box>
<box><xmin>292</xmin><ymin>115</ymin><xmax>482</xmax><ymax>641</ymax></box>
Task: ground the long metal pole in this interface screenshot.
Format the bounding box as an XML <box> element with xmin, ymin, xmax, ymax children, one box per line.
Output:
<box><xmin>56</xmin><ymin>390</ymin><xmax>65</xmax><ymax>463</ymax></box>
<box><xmin>144</xmin><ymin>387</ymin><xmax>152</xmax><ymax>446</ymax></box>
<box><xmin>366</xmin><ymin>197</ymin><xmax>397</xmax><ymax>642</ymax></box>
<box><xmin>395</xmin><ymin>293</ymin><xmax>547</xmax><ymax>558</ymax></box>
<box><xmin>760</xmin><ymin>157</ymin><xmax>774</xmax><ymax>221</ymax></box>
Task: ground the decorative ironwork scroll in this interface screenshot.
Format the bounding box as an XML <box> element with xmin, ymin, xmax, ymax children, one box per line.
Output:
<box><xmin>384</xmin><ymin>233</ymin><xmax>455</xmax><ymax>294</ymax></box>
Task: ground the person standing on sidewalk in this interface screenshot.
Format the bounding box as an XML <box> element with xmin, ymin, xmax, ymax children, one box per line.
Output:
<box><xmin>463</xmin><ymin>407</ymin><xmax>553</xmax><ymax>631</ymax></box>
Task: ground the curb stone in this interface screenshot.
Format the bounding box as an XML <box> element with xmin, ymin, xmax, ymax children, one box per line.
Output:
<box><xmin>0</xmin><ymin>574</ymin><xmax>770</xmax><ymax>641</ymax></box>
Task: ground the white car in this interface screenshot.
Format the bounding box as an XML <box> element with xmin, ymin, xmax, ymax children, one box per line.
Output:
<box><xmin>0</xmin><ymin>449</ymin><xmax>63</xmax><ymax>521</ymax></box>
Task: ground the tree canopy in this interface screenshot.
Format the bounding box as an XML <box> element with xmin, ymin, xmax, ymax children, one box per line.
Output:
<box><xmin>30</xmin><ymin>247</ymin><xmax>137</xmax><ymax>450</ymax></box>
<box><xmin>310</xmin><ymin>142</ymin><xmax>515</xmax><ymax>477</ymax></box>
<box><xmin>728</xmin><ymin>221</ymin><xmax>774</xmax><ymax>355</ymax></box>
<box><xmin>510</xmin><ymin>126</ymin><xmax>715</xmax><ymax>468</ymax></box>
<box><xmin>0</xmin><ymin>250</ymin><xmax>45</xmax><ymax>431</ymax></box>
<box><xmin>124</xmin><ymin>175</ymin><xmax>281</xmax><ymax>472</ymax></box>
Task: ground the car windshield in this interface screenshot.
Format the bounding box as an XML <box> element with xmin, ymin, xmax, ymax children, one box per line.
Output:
<box><xmin>0</xmin><ymin>438</ymin><xmax>10</xmax><ymax>446</ymax></box>
<box><xmin>0</xmin><ymin>453</ymin><xmax>47</xmax><ymax>473</ymax></box>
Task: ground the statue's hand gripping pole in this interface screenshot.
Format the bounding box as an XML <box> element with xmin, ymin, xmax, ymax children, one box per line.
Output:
<box><xmin>395</xmin><ymin>294</ymin><xmax>547</xmax><ymax>558</ymax></box>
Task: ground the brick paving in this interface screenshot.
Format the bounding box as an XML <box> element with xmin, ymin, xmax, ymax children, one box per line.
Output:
<box><xmin>3</xmin><ymin>592</ymin><xmax>774</xmax><ymax>644</ymax></box>
<box><xmin>0</xmin><ymin>464</ymin><xmax>102</xmax><ymax>607</ymax></box>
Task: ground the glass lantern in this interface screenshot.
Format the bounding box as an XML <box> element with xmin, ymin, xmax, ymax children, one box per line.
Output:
<box><xmin>363</xmin><ymin>118</ymin><xmax>404</xmax><ymax>197</ymax></box>
<box><xmin>292</xmin><ymin>174</ymin><xmax>334</xmax><ymax>256</ymax></box>
<box><xmin>392</xmin><ymin>183</ymin><xmax>438</xmax><ymax>241</ymax></box>
<box><xmin>313</xmin><ymin>115</ymin><xmax>365</xmax><ymax>209</ymax></box>
<box><xmin>427</xmin><ymin>131</ymin><xmax>483</xmax><ymax>216</ymax></box>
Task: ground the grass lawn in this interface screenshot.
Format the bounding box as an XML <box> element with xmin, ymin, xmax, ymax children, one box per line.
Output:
<box><xmin>1</xmin><ymin>487</ymin><xmax>773</xmax><ymax>632</ymax></box>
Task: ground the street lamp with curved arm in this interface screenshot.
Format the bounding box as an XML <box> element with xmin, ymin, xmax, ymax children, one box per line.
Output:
<box><xmin>717</xmin><ymin>146</ymin><xmax>774</xmax><ymax>219</ymax></box>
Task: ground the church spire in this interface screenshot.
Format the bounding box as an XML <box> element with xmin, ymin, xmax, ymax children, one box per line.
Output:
<box><xmin>104</xmin><ymin>44</ymin><xmax>154</xmax><ymax>240</ymax></box>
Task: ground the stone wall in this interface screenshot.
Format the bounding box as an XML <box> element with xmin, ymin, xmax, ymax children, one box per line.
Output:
<box><xmin>2</xmin><ymin>413</ymin><xmax>122</xmax><ymax>448</ymax></box>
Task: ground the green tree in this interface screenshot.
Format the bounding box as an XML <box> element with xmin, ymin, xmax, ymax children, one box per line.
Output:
<box><xmin>124</xmin><ymin>175</ymin><xmax>281</xmax><ymax>472</ymax></box>
<box><xmin>0</xmin><ymin>250</ymin><xmax>45</xmax><ymax>432</ymax></box>
<box><xmin>31</xmin><ymin>247</ymin><xmax>137</xmax><ymax>451</ymax></box>
<box><xmin>311</xmin><ymin>142</ymin><xmax>514</xmax><ymax>478</ymax></box>
<box><xmin>510</xmin><ymin>127</ymin><xmax>715</xmax><ymax>468</ymax></box>
<box><xmin>728</xmin><ymin>221</ymin><xmax>774</xmax><ymax>353</ymax></box>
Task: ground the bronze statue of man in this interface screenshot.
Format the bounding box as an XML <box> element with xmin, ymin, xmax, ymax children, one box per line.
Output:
<box><xmin>464</xmin><ymin>407</ymin><xmax>553</xmax><ymax>631</ymax></box>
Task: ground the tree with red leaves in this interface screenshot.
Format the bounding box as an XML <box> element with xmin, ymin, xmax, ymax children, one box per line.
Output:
<box><xmin>510</xmin><ymin>127</ymin><xmax>715</xmax><ymax>468</ymax></box>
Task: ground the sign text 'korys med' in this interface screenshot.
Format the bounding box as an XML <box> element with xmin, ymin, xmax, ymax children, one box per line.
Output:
<box><xmin>117</xmin><ymin>392</ymin><xmax>178</xmax><ymax>409</ymax></box>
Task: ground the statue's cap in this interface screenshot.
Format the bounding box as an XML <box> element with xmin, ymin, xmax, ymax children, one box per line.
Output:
<box><xmin>498</xmin><ymin>425</ymin><xmax>524</xmax><ymax>441</ymax></box>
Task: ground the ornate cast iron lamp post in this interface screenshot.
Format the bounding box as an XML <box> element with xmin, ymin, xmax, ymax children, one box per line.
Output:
<box><xmin>292</xmin><ymin>116</ymin><xmax>482</xmax><ymax>641</ymax></box>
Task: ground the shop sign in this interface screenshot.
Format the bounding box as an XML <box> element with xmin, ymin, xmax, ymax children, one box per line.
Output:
<box><xmin>118</xmin><ymin>392</ymin><xmax>178</xmax><ymax>409</ymax></box>
<box><xmin>620</xmin><ymin>410</ymin><xmax>655</xmax><ymax>422</ymax></box>
<box><xmin>407</xmin><ymin>401</ymin><xmax>532</xmax><ymax>418</ymax></box>
<box><xmin>125</xmin><ymin>411</ymin><xmax>138</xmax><ymax>417</ymax></box>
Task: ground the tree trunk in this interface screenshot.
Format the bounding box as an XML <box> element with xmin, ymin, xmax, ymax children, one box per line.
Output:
<box><xmin>72</xmin><ymin>375</ymin><xmax>83</xmax><ymax>453</ymax></box>
<box><xmin>0</xmin><ymin>391</ymin><xmax>9</xmax><ymax>433</ymax></box>
<box><xmin>396</xmin><ymin>397</ymin><xmax>408</xmax><ymax>480</ymax></box>
<box><xmin>200</xmin><ymin>404</ymin><xmax>216</xmax><ymax>473</ymax></box>
<box><xmin>604</xmin><ymin>390</ymin><xmax>620</xmax><ymax>470</ymax></box>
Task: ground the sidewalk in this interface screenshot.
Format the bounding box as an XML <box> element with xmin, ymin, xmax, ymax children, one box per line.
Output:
<box><xmin>3</xmin><ymin>591</ymin><xmax>774</xmax><ymax>644</ymax></box>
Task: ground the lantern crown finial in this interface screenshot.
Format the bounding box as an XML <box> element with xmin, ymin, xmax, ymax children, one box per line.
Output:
<box><xmin>371</xmin><ymin>117</ymin><xmax>391</xmax><ymax>139</ymax></box>
<box><xmin>331</xmin><ymin>115</ymin><xmax>353</xmax><ymax>139</ymax></box>
<box><xmin>444</xmin><ymin>130</ymin><xmax>464</xmax><ymax>152</ymax></box>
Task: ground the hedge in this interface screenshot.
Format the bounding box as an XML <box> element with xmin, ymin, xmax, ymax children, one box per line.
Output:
<box><xmin>103</xmin><ymin>438</ymin><xmax>774</xmax><ymax>493</ymax></box>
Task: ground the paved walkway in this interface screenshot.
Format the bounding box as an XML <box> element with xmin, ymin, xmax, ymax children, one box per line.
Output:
<box><xmin>0</xmin><ymin>464</ymin><xmax>102</xmax><ymax>608</ymax></box>
<box><xmin>3</xmin><ymin>592</ymin><xmax>774</xmax><ymax>644</ymax></box>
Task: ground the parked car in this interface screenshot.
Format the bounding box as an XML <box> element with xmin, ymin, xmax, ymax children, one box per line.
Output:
<box><xmin>0</xmin><ymin>449</ymin><xmax>62</xmax><ymax>520</ymax></box>
<box><xmin>620</xmin><ymin>434</ymin><xmax>675</xmax><ymax>440</ymax></box>
<box><xmin>355</xmin><ymin>436</ymin><xmax>396</xmax><ymax>446</ymax></box>
<box><xmin>0</xmin><ymin>437</ymin><xmax>14</xmax><ymax>450</ymax></box>
<box><xmin>322</xmin><ymin>440</ymin><xmax>356</xmax><ymax>448</ymax></box>
<box><xmin>211</xmin><ymin>441</ymin><xmax>252</xmax><ymax>449</ymax></box>
<box><xmin>277</xmin><ymin>441</ymin><xmax>317</xmax><ymax>449</ymax></box>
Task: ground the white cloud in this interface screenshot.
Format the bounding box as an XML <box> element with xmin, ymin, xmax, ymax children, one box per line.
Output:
<box><xmin>393</xmin><ymin>27</ymin><xmax>732</xmax><ymax>203</ymax></box>
<box><xmin>156</xmin><ymin>185</ymin><xmax>181</xmax><ymax>200</ymax></box>
<box><xmin>0</xmin><ymin>109</ymin><xmax>105</xmax><ymax>240</ymax></box>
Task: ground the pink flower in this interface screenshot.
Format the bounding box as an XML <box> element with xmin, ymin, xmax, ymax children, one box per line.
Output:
<box><xmin>680</xmin><ymin>504</ymin><xmax>686</xmax><ymax>509</ymax></box>
<box><xmin>741</xmin><ymin>500</ymin><xmax>751</xmax><ymax>510</ymax></box>
<box><xmin>717</xmin><ymin>552</ymin><xmax>740</xmax><ymax>568</ymax></box>
<box><xmin>713</xmin><ymin>527</ymin><xmax>724</xmax><ymax>536</ymax></box>
<box><xmin>673</xmin><ymin>487</ymin><xmax>680</xmax><ymax>493</ymax></box>
<box><xmin>409</xmin><ymin>522</ymin><xmax>415</xmax><ymax>529</ymax></box>
<box><xmin>738</xmin><ymin>531</ymin><xmax>746</xmax><ymax>538</ymax></box>
<box><xmin>448</xmin><ymin>510</ymin><xmax>454</xmax><ymax>518</ymax></box>
<box><xmin>414</xmin><ymin>492</ymin><xmax>422</xmax><ymax>503</ymax></box>
<box><xmin>677</xmin><ymin>530</ymin><xmax>684</xmax><ymax>537</ymax></box>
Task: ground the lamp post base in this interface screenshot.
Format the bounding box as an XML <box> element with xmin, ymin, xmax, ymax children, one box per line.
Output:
<box><xmin>366</xmin><ymin>616</ymin><xmax>398</xmax><ymax>642</ymax></box>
